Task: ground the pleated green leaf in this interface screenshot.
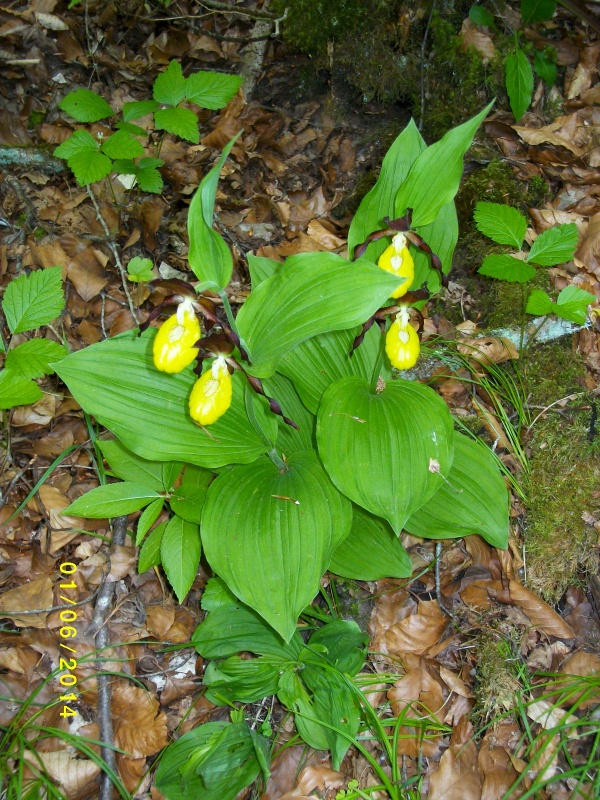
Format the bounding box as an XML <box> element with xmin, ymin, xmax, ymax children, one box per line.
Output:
<box><xmin>201</xmin><ymin>450</ymin><xmax>352</xmax><ymax>641</ymax></box>
<box><xmin>329</xmin><ymin>505</ymin><xmax>412</xmax><ymax>580</ymax></box>
<box><xmin>405</xmin><ymin>432</ymin><xmax>509</xmax><ymax>548</ymax></box>
<box><xmin>53</xmin><ymin>330</ymin><xmax>273</xmax><ymax>468</ymax></box>
<box><xmin>236</xmin><ymin>252</ymin><xmax>401</xmax><ymax>378</ymax></box>
<box><xmin>317</xmin><ymin>377</ymin><xmax>454</xmax><ymax>534</ymax></box>
<box><xmin>161</xmin><ymin>515</ymin><xmax>201</xmax><ymax>603</ymax></box>
<box><xmin>278</xmin><ymin>324</ymin><xmax>383</xmax><ymax>414</ymax></box>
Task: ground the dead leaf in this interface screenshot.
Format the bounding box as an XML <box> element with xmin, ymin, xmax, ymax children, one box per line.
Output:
<box><xmin>460</xmin><ymin>18</ymin><xmax>496</xmax><ymax>63</ymax></box>
<box><xmin>384</xmin><ymin>599</ymin><xmax>448</xmax><ymax>656</ymax></box>
<box><xmin>112</xmin><ymin>682</ymin><xmax>168</xmax><ymax>757</ymax></box>
<box><xmin>567</xmin><ymin>43</ymin><xmax>600</xmax><ymax>100</ymax></box>
<box><xmin>428</xmin><ymin>718</ymin><xmax>482</xmax><ymax>800</ymax></box>
<box><xmin>0</xmin><ymin>576</ymin><xmax>53</xmax><ymax>627</ymax></box>
<box><xmin>575</xmin><ymin>212</ymin><xmax>600</xmax><ymax>279</ymax></box>
<box><xmin>512</xmin><ymin>124</ymin><xmax>584</xmax><ymax>156</ymax></box>
<box><xmin>458</xmin><ymin>336</ymin><xmax>519</xmax><ymax>365</ymax></box>
<box><xmin>526</xmin><ymin>697</ymin><xmax>578</xmax><ymax>735</ymax></box>
<box><xmin>508</xmin><ymin>580</ymin><xmax>575</xmax><ymax>638</ymax></box>
<box><xmin>23</xmin><ymin>750</ymin><xmax>100</xmax><ymax>796</ymax></box>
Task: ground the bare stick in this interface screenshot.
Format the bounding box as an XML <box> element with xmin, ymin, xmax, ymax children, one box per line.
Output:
<box><xmin>87</xmin><ymin>516</ymin><xmax>128</xmax><ymax>800</ymax></box>
<box><xmin>86</xmin><ymin>186</ymin><xmax>138</xmax><ymax>324</ymax></box>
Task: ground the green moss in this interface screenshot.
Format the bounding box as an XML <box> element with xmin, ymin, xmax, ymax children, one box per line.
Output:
<box><xmin>472</xmin><ymin>631</ymin><xmax>523</xmax><ymax>724</ymax></box>
<box><xmin>521</xmin><ymin>341</ymin><xmax>599</xmax><ymax>603</ymax></box>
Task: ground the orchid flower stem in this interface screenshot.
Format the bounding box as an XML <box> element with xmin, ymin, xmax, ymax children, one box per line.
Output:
<box><xmin>218</xmin><ymin>289</ymin><xmax>249</xmax><ymax>353</ymax></box>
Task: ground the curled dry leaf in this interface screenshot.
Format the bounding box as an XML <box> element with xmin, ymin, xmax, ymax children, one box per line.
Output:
<box><xmin>575</xmin><ymin>211</ymin><xmax>600</xmax><ymax>279</ymax></box>
<box><xmin>112</xmin><ymin>682</ymin><xmax>168</xmax><ymax>758</ymax></box>
<box><xmin>478</xmin><ymin>720</ymin><xmax>521</xmax><ymax>800</ymax></box>
<box><xmin>384</xmin><ymin>599</ymin><xmax>448</xmax><ymax>657</ymax></box>
<box><xmin>23</xmin><ymin>750</ymin><xmax>100</xmax><ymax>797</ymax></box>
<box><xmin>457</xmin><ymin>336</ymin><xmax>519</xmax><ymax>365</ymax></box>
<box><xmin>508</xmin><ymin>580</ymin><xmax>575</xmax><ymax>639</ymax></box>
<box><xmin>0</xmin><ymin>575</ymin><xmax>53</xmax><ymax>628</ymax></box>
<box><xmin>459</xmin><ymin>18</ymin><xmax>496</xmax><ymax>63</ymax></box>
<box><xmin>566</xmin><ymin>42</ymin><xmax>600</xmax><ymax>100</ymax></box>
<box><xmin>526</xmin><ymin>698</ymin><xmax>578</xmax><ymax>736</ymax></box>
<box><xmin>428</xmin><ymin>718</ymin><xmax>482</xmax><ymax>800</ymax></box>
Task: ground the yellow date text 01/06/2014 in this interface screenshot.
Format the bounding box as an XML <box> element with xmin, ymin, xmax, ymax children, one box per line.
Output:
<box><xmin>58</xmin><ymin>561</ymin><xmax>79</xmax><ymax>719</ymax></box>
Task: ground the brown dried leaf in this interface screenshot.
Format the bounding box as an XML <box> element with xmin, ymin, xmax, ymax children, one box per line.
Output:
<box><xmin>457</xmin><ymin>336</ymin><xmax>519</xmax><ymax>365</ymax></box>
<box><xmin>575</xmin><ymin>212</ymin><xmax>600</xmax><ymax>279</ymax></box>
<box><xmin>113</xmin><ymin>683</ymin><xmax>168</xmax><ymax>757</ymax></box>
<box><xmin>428</xmin><ymin>718</ymin><xmax>481</xmax><ymax>800</ymax></box>
<box><xmin>512</xmin><ymin>124</ymin><xmax>584</xmax><ymax>156</ymax></box>
<box><xmin>566</xmin><ymin>43</ymin><xmax>600</xmax><ymax>100</ymax></box>
<box><xmin>384</xmin><ymin>599</ymin><xmax>448</xmax><ymax>656</ymax></box>
<box><xmin>11</xmin><ymin>394</ymin><xmax>57</xmax><ymax>427</ymax></box>
<box><xmin>508</xmin><ymin>580</ymin><xmax>575</xmax><ymax>638</ymax></box>
<box><xmin>459</xmin><ymin>18</ymin><xmax>496</xmax><ymax>63</ymax></box>
<box><xmin>23</xmin><ymin>750</ymin><xmax>100</xmax><ymax>796</ymax></box>
<box><xmin>0</xmin><ymin>576</ymin><xmax>53</xmax><ymax>628</ymax></box>
<box><xmin>478</xmin><ymin>721</ymin><xmax>520</xmax><ymax>800</ymax></box>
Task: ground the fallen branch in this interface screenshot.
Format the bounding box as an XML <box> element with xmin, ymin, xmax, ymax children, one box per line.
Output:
<box><xmin>0</xmin><ymin>146</ymin><xmax>65</xmax><ymax>174</ymax></box>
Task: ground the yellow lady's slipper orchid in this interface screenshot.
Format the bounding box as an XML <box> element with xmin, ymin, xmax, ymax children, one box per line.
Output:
<box><xmin>189</xmin><ymin>356</ymin><xmax>232</xmax><ymax>426</ymax></box>
<box><xmin>377</xmin><ymin>232</ymin><xmax>414</xmax><ymax>299</ymax></box>
<box><xmin>153</xmin><ymin>298</ymin><xmax>201</xmax><ymax>374</ymax></box>
<box><xmin>385</xmin><ymin>306</ymin><xmax>420</xmax><ymax>370</ymax></box>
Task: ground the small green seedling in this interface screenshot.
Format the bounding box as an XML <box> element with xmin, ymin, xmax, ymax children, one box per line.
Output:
<box><xmin>126</xmin><ymin>256</ymin><xmax>154</xmax><ymax>283</ymax></box>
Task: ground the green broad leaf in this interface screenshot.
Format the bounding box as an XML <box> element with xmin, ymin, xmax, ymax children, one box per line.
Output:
<box><xmin>65</xmin><ymin>481</ymin><xmax>162</xmax><ymax>518</ymax></box>
<box><xmin>521</xmin><ymin>0</ymin><xmax>556</xmax><ymax>23</ymax></box>
<box><xmin>187</xmin><ymin>135</ymin><xmax>239</xmax><ymax>290</ymax></box>
<box><xmin>4</xmin><ymin>339</ymin><xmax>66</xmax><ymax>378</ymax></box>
<box><xmin>247</xmin><ymin>254</ymin><xmax>280</xmax><ymax>289</ymax></box>
<box><xmin>162</xmin><ymin>461</ymin><xmax>184</xmax><ymax>492</ymax></box>
<box><xmin>474</xmin><ymin>202</ymin><xmax>528</xmax><ymax>249</ymax></box>
<box><xmin>262</xmin><ymin>373</ymin><xmax>316</xmax><ymax>454</ymax></box>
<box><xmin>506</xmin><ymin>47</ymin><xmax>533</xmax><ymax>121</ymax></box>
<box><xmin>478</xmin><ymin>254</ymin><xmax>536</xmax><ymax>283</ymax></box>
<box><xmin>69</xmin><ymin>149</ymin><xmax>113</xmax><ymax>185</ymax></box>
<box><xmin>153</xmin><ymin>60</ymin><xmax>187</xmax><ymax>106</ymax></box>
<box><xmin>525</xmin><ymin>288</ymin><xmax>553</xmax><ymax>316</ymax></box>
<box><xmin>136</xmin><ymin>498</ymin><xmax>164</xmax><ymax>544</ymax></box>
<box><xmin>193</xmin><ymin>600</ymin><xmax>302</xmax><ymax>660</ymax></box>
<box><xmin>54</xmin><ymin>330</ymin><xmax>273</xmax><ymax>469</ymax></box>
<box><xmin>329</xmin><ymin>505</ymin><xmax>412</xmax><ymax>580</ymax></box>
<box><xmin>112</xmin><ymin>158</ymin><xmax>137</xmax><ymax>175</ymax></box>
<box><xmin>98</xmin><ymin>439</ymin><xmax>167</xmax><ymax>490</ymax></box>
<box><xmin>59</xmin><ymin>89</ymin><xmax>113</xmax><ymax>122</ymax></box>
<box><xmin>411</xmin><ymin>200</ymin><xmax>458</xmax><ymax>293</ymax></box>
<box><xmin>307</xmin><ymin>619</ymin><xmax>368</xmax><ymax>676</ymax></box>
<box><xmin>202</xmin><ymin>450</ymin><xmax>352</xmax><ymax>641</ymax></box>
<box><xmin>136</xmin><ymin>166</ymin><xmax>163</xmax><ymax>194</ymax></box>
<box><xmin>278</xmin><ymin>324</ymin><xmax>383</xmax><ymax>414</ymax></box>
<box><xmin>533</xmin><ymin>49</ymin><xmax>557</xmax><ymax>87</ymax></box>
<box><xmin>126</xmin><ymin>256</ymin><xmax>153</xmax><ymax>282</ymax></box>
<box><xmin>154</xmin><ymin>107</ymin><xmax>199</xmax><ymax>143</ymax></box>
<box><xmin>555</xmin><ymin>285</ymin><xmax>595</xmax><ymax>324</ymax></box>
<box><xmin>2</xmin><ymin>266</ymin><xmax>64</xmax><ymax>334</ymax></box>
<box><xmin>138</xmin><ymin>157</ymin><xmax>164</xmax><ymax>170</ymax></box>
<box><xmin>138</xmin><ymin>521</ymin><xmax>166</xmax><ymax>572</ymax></box>
<box><xmin>169</xmin><ymin>469</ymin><xmax>213</xmax><ymax>523</ymax></box>
<box><xmin>54</xmin><ymin>129</ymin><xmax>100</xmax><ymax>160</ymax></box>
<box><xmin>395</xmin><ymin>102</ymin><xmax>494</xmax><ymax>227</ymax></box>
<box><xmin>185</xmin><ymin>71</ymin><xmax>243</xmax><ymax>109</ymax></box>
<box><xmin>469</xmin><ymin>4</ymin><xmax>495</xmax><ymax>26</ymax></box>
<box><xmin>405</xmin><ymin>432</ymin><xmax>509</xmax><ymax>548</ymax></box>
<box><xmin>277</xmin><ymin>671</ymin><xmax>329</xmax><ymax>752</ymax></box>
<box><xmin>237</xmin><ymin>253</ymin><xmax>401</xmax><ymax>378</ymax></box>
<box><xmin>114</xmin><ymin>121</ymin><xmax>147</xmax><ymax>136</ymax></box>
<box><xmin>0</xmin><ymin>370</ymin><xmax>42</xmax><ymax>409</ymax></box>
<box><xmin>348</xmin><ymin>118</ymin><xmax>425</xmax><ymax>260</ymax></box>
<box><xmin>527</xmin><ymin>223</ymin><xmax>578</xmax><ymax>266</ymax></box>
<box><xmin>101</xmin><ymin>130</ymin><xmax>145</xmax><ymax>160</ymax></box>
<box><xmin>122</xmin><ymin>99</ymin><xmax>159</xmax><ymax>122</ymax></box>
<box><xmin>160</xmin><ymin>515</ymin><xmax>201</xmax><ymax>603</ymax></box>
<box><xmin>155</xmin><ymin>722</ymin><xmax>268</xmax><ymax>800</ymax></box>
<box><xmin>200</xmin><ymin>576</ymin><xmax>239</xmax><ymax>612</ymax></box>
<box><xmin>317</xmin><ymin>376</ymin><xmax>454</xmax><ymax>535</ymax></box>
<box><xmin>203</xmin><ymin>656</ymin><xmax>285</xmax><ymax>704</ymax></box>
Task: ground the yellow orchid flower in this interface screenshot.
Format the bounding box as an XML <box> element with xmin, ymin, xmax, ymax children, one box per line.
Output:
<box><xmin>385</xmin><ymin>306</ymin><xmax>420</xmax><ymax>370</ymax></box>
<box><xmin>377</xmin><ymin>232</ymin><xmax>414</xmax><ymax>299</ymax></box>
<box><xmin>189</xmin><ymin>355</ymin><xmax>233</xmax><ymax>426</ymax></box>
<box><xmin>152</xmin><ymin>298</ymin><xmax>201</xmax><ymax>374</ymax></box>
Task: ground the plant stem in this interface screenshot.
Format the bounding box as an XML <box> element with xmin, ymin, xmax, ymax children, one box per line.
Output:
<box><xmin>267</xmin><ymin>447</ymin><xmax>287</xmax><ymax>471</ymax></box>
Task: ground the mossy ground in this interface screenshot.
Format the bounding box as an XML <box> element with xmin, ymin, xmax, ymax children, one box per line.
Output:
<box><xmin>472</xmin><ymin>628</ymin><xmax>523</xmax><ymax>725</ymax></box>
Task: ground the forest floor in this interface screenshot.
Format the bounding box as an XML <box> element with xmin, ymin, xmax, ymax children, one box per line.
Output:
<box><xmin>1</xmin><ymin>1</ymin><xmax>600</xmax><ymax>798</ymax></box>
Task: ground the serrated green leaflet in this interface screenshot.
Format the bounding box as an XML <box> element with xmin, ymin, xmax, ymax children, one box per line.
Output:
<box><xmin>533</xmin><ymin>49</ymin><xmax>557</xmax><ymax>87</ymax></box>
<box><xmin>153</xmin><ymin>60</ymin><xmax>187</xmax><ymax>106</ymax></box>
<box><xmin>154</xmin><ymin>106</ymin><xmax>199</xmax><ymax>143</ymax></box>
<box><xmin>405</xmin><ymin>432</ymin><xmax>509</xmax><ymax>547</ymax></box>
<box><xmin>521</xmin><ymin>0</ymin><xmax>556</xmax><ymax>23</ymax></box>
<box><xmin>479</xmin><ymin>254</ymin><xmax>536</xmax><ymax>283</ymax></box>
<box><xmin>65</xmin><ymin>482</ymin><xmax>162</xmax><ymax>518</ymax></box>
<box><xmin>101</xmin><ymin>130</ymin><xmax>144</xmax><ymax>160</ymax></box>
<box><xmin>160</xmin><ymin>515</ymin><xmax>201</xmax><ymax>602</ymax></box>
<box><xmin>0</xmin><ymin>370</ymin><xmax>42</xmax><ymax>409</ymax></box>
<box><xmin>4</xmin><ymin>339</ymin><xmax>66</xmax><ymax>378</ymax></box>
<box><xmin>136</xmin><ymin>499</ymin><xmax>164</xmax><ymax>544</ymax></box>
<box><xmin>317</xmin><ymin>376</ymin><xmax>454</xmax><ymax>534</ymax></box>
<box><xmin>138</xmin><ymin>522</ymin><xmax>166</xmax><ymax>572</ymax></box>
<box><xmin>348</xmin><ymin>118</ymin><xmax>425</xmax><ymax>260</ymax></box>
<box><xmin>237</xmin><ymin>253</ymin><xmax>401</xmax><ymax>378</ymax></box>
<box><xmin>185</xmin><ymin>71</ymin><xmax>242</xmax><ymax>109</ymax></box>
<box><xmin>59</xmin><ymin>89</ymin><xmax>113</xmax><ymax>122</ymax></box>
<box><xmin>474</xmin><ymin>202</ymin><xmax>527</xmax><ymax>249</ymax></box>
<box><xmin>329</xmin><ymin>505</ymin><xmax>412</xmax><ymax>580</ymax></box>
<box><xmin>137</xmin><ymin>166</ymin><xmax>163</xmax><ymax>193</ymax></box>
<box><xmin>506</xmin><ymin>47</ymin><xmax>533</xmax><ymax>121</ymax></box>
<box><xmin>202</xmin><ymin>450</ymin><xmax>352</xmax><ymax>641</ymax></box>
<box><xmin>395</xmin><ymin>102</ymin><xmax>494</xmax><ymax>227</ymax></box>
<box><xmin>122</xmin><ymin>99</ymin><xmax>159</xmax><ymax>122</ymax></box>
<box><xmin>528</xmin><ymin>223</ymin><xmax>578</xmax><ymax>266</ymax></box>
<box><xmin>54</xmin><ymin>129</ymin><xmax>99</xmax><ymax>159</ymax></box>
<box><xmin>53</xmin><ymin>330</ymin><xmax>273</xmax><ymax>468</ymax></box>
<box><xmin>278</xmin><ymin>324</ymin><xmax>382</xmax><ymax>414</ymax></box>
<box><xmin>126</xmin><ymin>256</ymin><xmax>153</xmax><ymax>282</ymax></box>
<box><xmin>554</xmin><ymin>285</ymin><xmax>595</xmax><ymax>323</ymax></box>
<box><xmin>187</xmin><ymin>135</ymin><xmax>239</xmax><ymax>289</ymax></box>
<box><xmin>2</xmin><ymin>266</ymin><xmax>64</xmax><ymax>334</ymax></box>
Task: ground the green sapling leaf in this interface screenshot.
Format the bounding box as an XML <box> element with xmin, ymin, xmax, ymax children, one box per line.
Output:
<box><xmin>59</xmin><ymin>89</ymin><xmax>113</xmax><ymax>122</ymax></box>
<box><xmin>0</xmin><ymin>370</ymin><xmax>43</xmax><ymax>409</ymax></box>
<box><xmin>136</xmin><ymin>166</ymin><xmax>163</xmax><ymax>193</ymax></box>
<box><xmin>521</xmin><ymin>0</ymin><xmax>557</xmax><ymax>24</ymax></box>
<box><xmin>160</xmin><ymin>515</ymin><xmax>201</xmax><ymax>603</ymax></box>
<box><xmin>55</xmin><ymin>131</ymin><xmax>112</xmax><ymax>184</ymax></box>
<box><xmin>114</xmin><ymin>121</ymin><xmax>147</xmax><ymax>137</ymax></box>
<box><xmin>184</xmin><ymin>71</ymin><xmax>243</xmax><ymax>109</ymax></box>
<box><xmin>469</xmin><ymin>4</ymin><xmax>495</xmax><ymax>26</ymax></box>
<box><xmin>533</xmin><ymin>49</ymin><xmax>557</xmax><ymax>87</ymax></box>
<box><xmin>101</xmin><ymin>130</ymin><xmax>145</xmax><ymax>160</ymax></box>
<box><xmin>54</xmin><ymin>129</ymin><xmax>100</xmax><ymax>159</ymax></box>
<box><xmin>527</xmin><ymin>223</ymin><xmax>578</xmax><ymax>266</ymax></box>
<box><xmin>122</xmin><ymin>99</ymin><xmax>159</xmax><ymax>122</ymax></box>
<box><xmin>136</xmin><ymin>498</ymin><xmax>164</xmax><ymax>544</ymax></box>
<box><xmin>65</xmin><ymin>482</ymin><xmax>162</xmax><ymax>517</ymax></box>
<box><xmin>474</xmin><ymin>202</ymin><xmax>527</xmax><ymax>249</ymax></box>
<box><xmin>126</xmin><ymin>256</ymin><xmax>154</xmax><ymax>282</ymax></box>
<box><xmin>555</xmin><ymin>285</ymin><xmax>595</xmax><ymax>324</ymax></box>
<box><xmin>5</xmin><ymin>339</ymin><xmax>66</xmax><ymax>378</ymax></box>
<box><xmin>138</xmin><ymin>521</ymin><xmax>166</xmax><ymax>572</ymax></box>
<box><xmin>479</xmin><ymin>254</ymin><xmax>536</xmax><ymax>283</ymax></box>
<box><xmin>506</xmin><ymin>46</ymin><xmax>533</xmax><ymax>121</ymax></box>
<box><xmin>2</xmin><ymin>266</ymin><xmax>64</xmax><ymax>334</ymax></box>
<box><xmin>525</xmin><ymin>288</ymin><xmax>553</xmax><ymax>316</ymax></box>
<box><xmin>154</xmin><ymin>106</ymin><xmax>199</xmax><ymax>143</ymax></box>
<box><xmin>153</xmin><ymin>60</ymin><xmax>187</xmax><ymax>106</ymax></box>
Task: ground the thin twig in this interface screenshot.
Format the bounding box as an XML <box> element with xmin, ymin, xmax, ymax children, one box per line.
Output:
<box><xmin>197</xmin><ymin>0</ymin><xmax>277</xmax><ymax>20</ymax></box>
<box><xmin>434</xmin><ymin>541</ymin><xmax>455</xmax><ymax>619</ymax></box>
<box><xmin>86</xmin><ymin>186</ymin><xmax>138</xmax><ymax>325</ymax></box>
<box><xmin>419</xmin><ymin>0</ymin><xmax>437</xmax><ymax>131</ymax></box>
<box><xmin>87</xmin><ymin>516</ymin><xmax>128</xmax><ymax>800</ymax></box>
